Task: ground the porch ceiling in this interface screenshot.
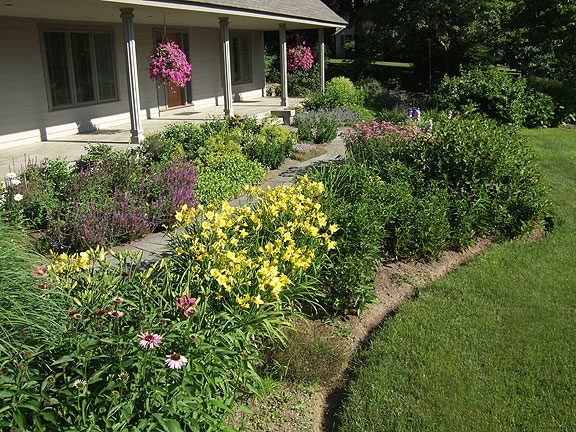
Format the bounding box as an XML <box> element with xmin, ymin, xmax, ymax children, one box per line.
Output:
<box><xmin>1</xmin><ymin>0</ymin><xmax>346</xmax><ymax>30</ymax></box>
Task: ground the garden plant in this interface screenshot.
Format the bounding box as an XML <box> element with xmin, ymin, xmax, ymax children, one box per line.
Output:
<box><xmin>0</xmin><ymin>72</ymin><xmax>559</xmax><ymax>430</ymax></box>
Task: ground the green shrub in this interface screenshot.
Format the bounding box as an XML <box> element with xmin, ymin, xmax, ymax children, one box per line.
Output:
<box><xmin>294</xmin><ymin>109</ymin><xmax>340</xmax><ymax>144</ymax></box>
<box><xmin>343</xmin><ymin>115</ymin><xmax>553</xmax><ymax>242</ymax></box>
<box><xmin>195</xmin><ymin>131</ymin><xmax>244</xmax><ymax>168</ymax></box>
<box><xmin>527</xmin><ymin>76</ymin><xmax>576</xmax><ymax>125</ymax></box>
<box><xmin>142</xmin><ymin>119</ymin><xmax>232</xmax><ymax>163</ymax></box>
<box><xmin>434</xmin><ymin>67</ymin><xmax>554</xmax><ymax>127</ymax></box>
<box><xmin>288</xmin><ymin>64</ymin><xmax>321</xmax><ymax>97</ymax></box>
<box><xmin>195</xmin><ymin>154</ymin><xmax>266</xmax><ymax>205</ymax></box>
<box><xmin>309</xmin><ymin>157</ymin><xmax>453</xmax><ymax>314</ymax></box>
<box><xmin>308</xmin><ymin>161</ymin><xmax>389</xmax><ymax>313</ymax></box>
<box><xmin>524</xmin><ymin>89</ymin><xmax>555</xmax><ymax>128</ymax></box>
<box><xmin>240</xmin><ymin>124</ymin><xmax>297</xmax><ymax>169</ymax></box>
<box><xmin>77</xmin><ymin>143</ymin><xmax>117</xmax><ymax>169</ymax></box>
<box><xmin>304</xmin><ymin>76</ymin><xmax>364</xmax><ymax>111</ymax></box>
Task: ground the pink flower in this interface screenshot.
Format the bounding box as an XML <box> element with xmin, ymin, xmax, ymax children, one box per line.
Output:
<box><xmin>148</xmin><ymin>41</ymin><xmax>192</xmax><ymax>87</ymax></box>
<box><xmin>137</xmin><ymin>332</ymin><xmax>162</xmax><ymax>349</ymax></box>
<box><xmin>287</xmin><ymin>43</ymin><xmax>314</xmax><ymax>72</ymax></box>
<box><xmin>176</xmin><ymin>295</ymin><xmax>198</xmax><ymax>317</ymax></box>
<box><xmin>31</xmin><ymin>265</ymin><xmax>49</xmax><ymax>277</ymax></box>
<box><xmin>108</xmin><ymin>310</ymin><xmax>124</xmax><ymax>318</ymax></box>
<box><xmin>165</xmin><ymin>352</ymin><xmax>188</xmax><ymax>369</ymax></box>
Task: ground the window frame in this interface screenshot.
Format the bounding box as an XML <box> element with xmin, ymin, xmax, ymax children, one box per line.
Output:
<box><xmin>230</xmin><ymin>32</ymin><xmax>252</xmax><ymax>85</ymax></box>
<box><xmin>39</xmin><ymin>25</ymin><xmax>118</xmax><ymax>111</ymax></box>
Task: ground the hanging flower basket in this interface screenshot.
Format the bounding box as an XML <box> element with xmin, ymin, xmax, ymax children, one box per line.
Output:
<box><xmin>148</xmin><ymin>41</ymin><xmax>192</xmax><ymax>87</ymax></box>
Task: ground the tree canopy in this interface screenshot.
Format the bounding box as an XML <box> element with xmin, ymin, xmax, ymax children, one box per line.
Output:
<box><xmin>336</xmin><ymin>0</ymin><xmax>575</xmax><ymax>82</ymax></box>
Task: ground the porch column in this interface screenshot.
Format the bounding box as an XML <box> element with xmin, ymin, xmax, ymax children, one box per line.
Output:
<box><xmin>219</xmin><ymin>17</ymin><xmax>234</xmax><ymax>116</ymax></box>
<box><xmin>279</xmin><ymin>24</ymin><xmax>289</xmax><ymax>107</ymax></box>
<box><xmin>120</xmin><ymin>8</ymin><xmax>144</xmax><ymax>144</ymax></box>
<box><xmin>318</xmin><ymin>28</ymin><xmax>326</xmax><ymax>93</ymax></box>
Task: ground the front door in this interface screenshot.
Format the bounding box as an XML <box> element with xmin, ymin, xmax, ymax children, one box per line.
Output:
<box><xmin>166</xmin><ymin>32</ymin><xmax>185</xmax><ymax>108</ymax></box>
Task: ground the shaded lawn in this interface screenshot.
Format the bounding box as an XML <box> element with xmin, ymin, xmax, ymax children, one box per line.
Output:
<box><xmin>337</xmin><ymin>128</ymin><xmax>576</xmax><ymax>431</ymax></box>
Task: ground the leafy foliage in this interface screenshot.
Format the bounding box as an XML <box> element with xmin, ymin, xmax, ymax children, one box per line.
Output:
<box><xmin>0</xmin><ymin>177</ymin><xmax>336</xmax><ymax>431</ymax></box>
<box><xmin>194</xmin><ymin>155</ymin><xmax>266</xmax><ymax>205</ymax></box>
<box><xmin>434</xmin><ymin>67</ymin><xmax>555</xmax><ymax>126</ymax></box>
<box><xmin>344</xmin><ymin>115</ymin><xmax>553</xmax><ymax>242</ymax></box>
<box><xmin>304</xmin><ymin>76</ymin><xmax>364</xmax><ymax>111</ymax></box>
<box><xmin>295</xmin><ymin>109</ymin><xmax>339</xmax><ymax>144</ymax></box>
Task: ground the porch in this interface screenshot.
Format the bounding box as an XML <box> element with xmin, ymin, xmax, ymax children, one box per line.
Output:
<box><xmin>0</xmin><ymin>96</ymin><xmax>302</xmax><ymax>174</ymax></box>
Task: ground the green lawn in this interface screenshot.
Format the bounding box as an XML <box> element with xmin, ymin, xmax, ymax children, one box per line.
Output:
<box><xmin>337</xmin><ymin>128</ymin><xmax>576</xmax><ymax>431</ymax></box>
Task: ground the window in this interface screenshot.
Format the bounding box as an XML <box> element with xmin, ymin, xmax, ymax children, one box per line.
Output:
<box><xmin>41</xmin><ymin>28</ymin><xmax>118</xmax><ymax>110</ymax></box>
<box><xmin>231</xmin><ymin>33</ymin><xmax>252</xmax><ymax>84</ymax></box>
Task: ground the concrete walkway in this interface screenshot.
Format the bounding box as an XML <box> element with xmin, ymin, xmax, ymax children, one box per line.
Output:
<box><xmin>0</xmin><ymin>96</ymin><xmax>302</xmax><ymax>174</ymax></box>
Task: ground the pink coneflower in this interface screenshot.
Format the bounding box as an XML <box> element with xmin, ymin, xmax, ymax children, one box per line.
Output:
<box><xmin>176</xmin><ymin>295</ymin><xmax>198</xmax><ymax>317</ymax></box>
<box><xmin>165</xmin><ymin>352</ymin><xmax>188</xmax><ymax>369</ymax></box>
<box><xmin>137</xmin><ymin>332</ymin><xmax>162</xmax><ymax>349</ymax></box>
<box><xmin>108</xmin><ymin>310</ymin><xmax>124</xmax><ymax>318</ymax></box>
<box><xmin>112</xmin><ymin>296</ymin><xmax>124</xmax><ymax>303</ymax></box>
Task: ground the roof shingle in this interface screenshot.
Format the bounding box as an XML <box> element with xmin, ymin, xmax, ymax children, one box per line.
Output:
<box><xmin>179</xmin><ymin>0</ymin><xmax>347</xmax><ymax>26</ymax></box>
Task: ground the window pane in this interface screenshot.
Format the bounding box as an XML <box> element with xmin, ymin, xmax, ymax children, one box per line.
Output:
<box><xmin>240</xmin><ymin>36</ymin><xmax>251</xmax><ymax>82</ymax></box>
<box><xmin>232</xmin><ymin>37</ymin><xmax>242</xmax><ymax>83</ymax></box>
<box><xmin>70</xmin><ymin>32</ymin><xmax>95</xmax><ymax>103</ymax></box>
<box><xmin>43</xmin><ymin>32</ymin><xmax>72</xmax><ymax>107</ymax></box>
<box><xmin>231</xmin><ymin>35</ymin><xmax>252</xmax><ymax>84</ymax></box>
<box><xmin>94</xmin><ymin>32</ymin><xmax>117</xmax><ymax>101</ymax></box>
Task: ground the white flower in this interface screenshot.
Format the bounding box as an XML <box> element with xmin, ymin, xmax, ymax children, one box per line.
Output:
<box><xmin>10</xmin><ymin>179</ymin><xmax>21</xmax><ymax>186</ymax></box>
<box><xmin>13</xmin><ymin>193</ymin><xmax>23</xmax><ymax>201</ymax></box>
<box><xmin>73</xmin><ymin>379</ymin><xmax>87</xmax><ymax>390</ymax></box>
<box><xmin>5</xmin><ymin>172</ymin><xmax>17</xmax><ymax>179</ymax></box>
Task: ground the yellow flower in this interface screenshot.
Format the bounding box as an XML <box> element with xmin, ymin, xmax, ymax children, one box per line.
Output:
<box><xmin>216</xmin><ymin>274</ymin><xmax>230</xmax><ymax>288</ymax></box>
<box><xmin>236</xmin><ymin>294</ymin><xmax>251</xmax><ymax>309</ymax></box>
<box><xmin>253</xmin><ymin>295</ymin><xmax>264</xmax><ymax>308</ymax></box>
<box><xmin>264</xmin><ymin>242</ymin><xmax>275</xmax><ymax>254</ymax></box>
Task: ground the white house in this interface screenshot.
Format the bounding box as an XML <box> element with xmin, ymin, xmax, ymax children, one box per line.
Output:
<box><xmin>0</xmin><ymin>0</ymin><xmax>346</xmax><ymax>148</ymax></box>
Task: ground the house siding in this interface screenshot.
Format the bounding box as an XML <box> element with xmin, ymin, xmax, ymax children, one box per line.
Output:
<box><xmin>0</xmin><ymin>17</ymin><xmax>266</xmax><ymax>149</ymax></box>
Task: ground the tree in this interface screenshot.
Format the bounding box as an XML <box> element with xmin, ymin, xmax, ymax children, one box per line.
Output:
<box><xmin>509</xmin><ymin>0</ymin><xmax>576</xmax><ymax>81</ymax></box>
<box><xmin>361</xmin><ymin>0</ymin><xmax>514</xmax><ymax>77</ymax></box>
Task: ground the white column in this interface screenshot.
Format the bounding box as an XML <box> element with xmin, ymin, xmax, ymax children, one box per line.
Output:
<box><xmin>319</xmin><ymin>28</ymin><xmax>326</xmax><ymax>93</ymax></box>
<box><xmin>120</xmin><ymin>8</ymin><xmax>144</xmax><ymax>144</ymax></box>
<box><xmin>219</xmin><ymin>17</ymin><xmax>234</xmax><ymax>116</ymax></box>
<box><xmin>279</xmin><ymin>24</ymin><xmax>289</xmax><ymax>107</ymax></box>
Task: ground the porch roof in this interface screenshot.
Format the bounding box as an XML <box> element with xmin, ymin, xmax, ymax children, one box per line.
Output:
<box><xmin>1</xmin><ymin>0</ymin><xmax>347</xmax><ymax>30</ymax></box>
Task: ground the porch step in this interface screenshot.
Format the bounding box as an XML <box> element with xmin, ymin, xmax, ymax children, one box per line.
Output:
<box><xmin>270</xmin><ymin>109</ymin><xmax>296</xmax><ymax>125</ymax></box>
